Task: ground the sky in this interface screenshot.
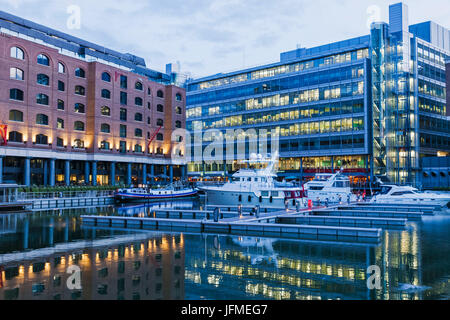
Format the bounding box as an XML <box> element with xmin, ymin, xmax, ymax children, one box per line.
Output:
<box><xmin>1</xmin><ymin>0</ymin><xmax>449</xmax><ymax>79</ymax></box>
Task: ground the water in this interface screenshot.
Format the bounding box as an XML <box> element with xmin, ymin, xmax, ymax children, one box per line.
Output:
<box><xmin>0</xmin><ymin>199</ymin><xmax>449</xmax><ymax>300</ymax></box>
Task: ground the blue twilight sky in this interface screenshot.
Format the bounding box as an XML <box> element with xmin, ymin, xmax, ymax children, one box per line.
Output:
<box><xmin>0</xmin><ymin>0</ymin><xmax>449</xmax><ymax>78</ymax></box>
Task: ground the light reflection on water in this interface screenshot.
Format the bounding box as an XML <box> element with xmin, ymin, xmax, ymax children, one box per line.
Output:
<box><xmin>0</xmin><ymin>200</ymin><xmax>449</xmax><ymax>300</ymax></box>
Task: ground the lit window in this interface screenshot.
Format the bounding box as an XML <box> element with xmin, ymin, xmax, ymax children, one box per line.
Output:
<box><xmin>10</xmin><ymin>67</ymin><xmax>24</xmax><ymax>80</ymax></box>
<box><xmin>10</xmin><ymin>47</ymin><xmax>25</xmax><ymax>60</ymax></box>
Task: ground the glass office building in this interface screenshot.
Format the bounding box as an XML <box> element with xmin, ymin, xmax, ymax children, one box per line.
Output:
<box><xmin>186</xmin><ymin>3</ymin><xmax>450</xmax><ymax>187</ymax></box>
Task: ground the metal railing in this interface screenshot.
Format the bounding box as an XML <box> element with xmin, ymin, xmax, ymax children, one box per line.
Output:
<box><xmin>19</xmin><ymin>190</ymin><xmax>115</xmax><ymax>201</ymax></box>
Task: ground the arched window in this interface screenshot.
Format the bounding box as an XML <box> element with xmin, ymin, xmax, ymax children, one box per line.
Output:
<box><xmin>35</xmin><ymin>134</ymin><xmax>48</xmax><ymax>145</ymax></box>
<box><xmin>10</xmin><ymin>47</ymin><xmax>25</xmax><ymax>60</ymax></box>
<box><xmin>36</xmin><ymin>93</ymin><xmax>49</xmax><ymax>105</ymax></box>
<box><xmin>156</xmin><ymin>133</ymin><xmax>164</xmax><ymax>141</ymax></box>
<box><xmin>10</xmin><ymin>67</ymin><xmax>24</xmax><ymax>80</ymax></box>
<box><xmin>157</xmin><ymin>104</ymin><xmax>164</xmax><ymax>112</ymax></box>
<box><xmin>101</xmin><ymin>106</ymin><xmax>111</xmax><ymax>116</ymax></box>
<box><xmin>37</xmin><ymin>54</ymin><xmax>50</xmax><ymax>66</ymax></box>
<box><xmin>58</xmin><ymin>62</ymin><xmax>66</xmax><ymax>74</ymax></box>
<box><xmin>157</xmin><ymin>119</ymin><xmax>164</xmax><ymax>126</ymax></box>
<box><xmin>9</xmin><ymin>110</ymin><xmax>23</xmax><ymax>122</ymax></box>
<box><xmin>134</xmin><ymin>144</ymin><xmax>142</xmax><ymax>153</ymax></box>
<box><xmin>101</xmin><ymin>123</ymin><xmax>111</xmax><ymax>133</ymax></box>
<box><xmin>147</xmin><ymin>88</ymin><xmax>151</xmax><ymax>96</ymax></box>
<box><xmin>101</xmin><ymin>72</ymin><xmax>111</xmax><ymax>82</ymax></box>
<box><xmin>10</xmin><ymin>89</ymin><xmax>24</xmax><ymax>101</ymax></box>
<box><xmin>135</xmin><ymin>128</ymin><xmax>143</xmax><ymax>137</ymax></box>
<box><xmin>75</xmin><ymin>103</ymin><xmax>85</xmax><ymax>114</ymax></box>
<box><xmin>135</xmin><ymin>82</ymin><xmax>143</xmax><ymax>90</ymax></box>
<box><xmin>101</xmin><ymin>89</ymin><xmax>111</xmax><ymax>99</ymax></box>
<box><xmin>135</xmin><ymin>97</ymin><xmax>143</xmax><ymax>106</ymax></box>
<box><xmin>57</xmin><ymin>118</ymin><xmax>64</xmax><ymax>129</ymax></box>
<box><xmin>175</xmin><ymin>120</ymin><xmax>182</xmax><ymax>128</ymax></box>
<box><xmin>74</xmin><ymin>121</ymin><xmax>85</xmax><ymax>131</ymax></box>
<box><xmin>176</xmin><ymin>107</ymin><xmax>182</xmax><ymax>114</ymax></box>
<box><xmin>37</xmin><ymin>74</ymin><xmax>50</xmax><ymax>86</ymax></box>
<box><xmin>75</xmin><ymin>68</ymin><xmax>85</xmax><ymax>78</ymax></box>
<box><xmin>9</xmin><ymin>131</ymin><xmax>23</xmax><ymax>143</ymax></box>
<box><xmin>36</xmin><ymin>114</ymin><xmax>49</xmax><ymax>125</ymax></box>
<box><xmin>157</xmin><ymin>90</ymin><xmax>164</xmax><ymax>98</ymax></box>
<box><xmin>75</xmin><ymin>85</ymin><xmax>85</xmax><ymax>96</ymax></box>
<box><xmin>57</xmin><ymin>99</ymin><xmax>65</xmax><ymax>110</ymax></box>
<box><xmin>135</xmin><ymin>113</ymin><xmax>143</xmax><ymax>122</ymax></box>
<box><xmin>176</xmin><ymin>93</ymin><xmax>182</xmax><ymax>101</ymax></box>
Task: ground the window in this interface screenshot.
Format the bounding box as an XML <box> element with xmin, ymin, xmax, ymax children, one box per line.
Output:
<box><xmin>156</xmin><ymin>133</ymin><xmax>163</xmax><ymax>141</ymax></box>
<box><xmin>120</xmin><ymin>75</ymin><xmax>127</xmax><ymax>89</ymax></box>
<box><xmin>36</xmin><ymin>93</ymin><xmax>49</xmax><ymax>105</ymax></box>
<box><xmin>119</xmin><ymin>141</ymin><xmax>126</xmax><ymax>153</ymax></box>
<box><xmin>175</xmin><ymin>120</ymin><xmax>182</xmax><ymax>128</ymax></box>
<box><xmin>10</xmin><ymin>89</ymin><xmax>24</xmax><ymax>101</ymax></box>
<box><xmin>156</xmin><ymin>119</ymin><xmax>164</xmax><ymax>126</ymax></box>
<box><xmin>120</xmin><ymin>125</ymin><xmax>127</xmax><ymax>138</ymax></box>
<box><xmin>74</xmin><ymin>103</ymin><xmax>85</xmax><ymax>114</ymax></box>
<box><xmin>58</xmin><ymin>62</ymin><xmax>65</xmax><ymax>74</ymax></box>
<box><xmin>147</xmin><ymin>102</ymin><xmax>151</xmax><ymax>110</ymax></box>
<box><xmin>37</xmin><ymin>74</ymin><xmax>49</xmax><ymax>86</ymax></box>
<box><xmin>75</xmin><ymin>68</ymin><xmax>85</xmax><ymax>78</ymax></box>
<box><xmin>100</xmin><ymin>140</ymin><xmax>110</xmax><ymax>150</ymax></box>
<box><xmin>120</xmin><ymin>108</ymin><xmax>127</xmax><ymax>121</ymax></box>
<box><xmin>75</xmin><ymin>85</ymin><xmax>85</xmax><ymax>96</ymax></box>
<box><xmin>101</xmin><ymin>106</ymin><xmax>110</xmax><ymax>116</ymax></box>
<box><xmin>176</xmin><ymin>93</ymin><xmax>182</xmax><ymax>101</ymax></box>
<box><xmin>10</xmin><ymin>67</ymin><xmax>24</xmax><ymax>80</ymax></box>
<box><xmin>135</xmin><ymin>97</ymin><xmax>143</xmax><ymax>106</ymax></box>
<box><xmin>135</xmin><ymin>82</ymin><xmax>143</xmax><ymax>90</ymax></box>
<box><xmin>36</xmin><ymin>134</ymin><xmax>48</xmax><ymax>145</ymax></box>
<box><xmin>135</xmin><ymin>144</ymin><xmax>142</xmax><ymax>153</ymax></box>
<box><xmin>156</xmin><ymin>147</ymin><xmax>163</xmax><ymax>155</ymax></box>
<box><xmin>148</xmin><ymin>88</ymin><xmax>151</xmax><ymax>96</ymax></box>
<box><xmin>57</xmin><ymin>99</ymin><xmax>65</xmax><ymax>110</ymax></box>
<box><xmin>101</xmin><ymin>89</ymin><xmax>111</xmax><ymax>99</ymax></box>
<box><xmin>58</xmin><ymin>81</ymin><xmax>65</xmax><ymax>91</ymax></box>
<box><xmin>74</xmin><ymin>121</ymin><xmax>85</xmax><ymax>131</ymax></box>
<box><xmin>10</xmin><ymin>47</ymin><xmax>25</xmax><ymax>60</ymax></box>
<box><xmin>102</xmin><ymin>72</ymin><xmax>111</xmax><ymax>82</ymax></box>
<box><xmin>9</xmin><ymin>131</ymin><xmax>23</xmax><ymax>143</ymax></box>
<box><xmin>9</xmin><ymin>110</ymin><xmax>23</xmax><ymax>122</ymax></box>
<box><xmin>36</xmin><ymin>114</ymin><xmax>49</xmax><ymax>125</ymax></box>
<box><xmin>101</xmin><ymin>123</ymin><xmax>110</xmax><ymax>133</ymax></box>
<box><xmin>135</xmin><ymin>128</ymin><xmax>143</xmax><ymax>137</ymax></box>
<box><xmin>176</xmin><ymin>107</ymin><xmax>182</xmax><ymax>114</ymax></box>
<box><xmin>157</xmin><ymin>90</ymin><xmax>164</xmax><ymax>98</ymax></box>
<box><xmin>157</xmin><ymin>104</ymin><xmax>164</xmax><ymax>112</ymax></box>
<box><xmin>135</xmin><ymin>113</ymin><xmax>143</xmax><ymax>122</ymax></box>
<box><xmin>37</xmin><ymin>54</ymin><xmax>50</xmax><ymax>66</ymax></box>
<box><xmin>147</xmin><ymin>117</ymin><xmax>151</xmax><ymax>125</ymax></box>
<box><xmin>120</xmin><ymin>91</ymin><xmax>127</xmax><ymax>105</ymax></box>
<box><xmin>73</xmin><ymin>139</ymin><xmax>84</xmax><ymax>149</ymax></box>
<box><xmin>57</xmin><ymin>137</ymin><xmax>64</xmax><ymax>147</ymax></box>
<box><xmin>57</xmin><ymin>118</ymin><xmax>64</xmax><ymax>129</ymax></box>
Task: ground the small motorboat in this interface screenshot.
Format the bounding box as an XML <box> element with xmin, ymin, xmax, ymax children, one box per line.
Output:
<box><xmin>115</xmin><ymin>185</ymin><xmax>198</xmax><ymax>203</ymax></box>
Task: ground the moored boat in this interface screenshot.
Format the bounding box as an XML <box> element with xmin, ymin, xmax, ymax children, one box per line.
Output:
<box><xmin>370</xmin><ymin>185</ymin><xmax>450</xmax><ymax>208</ymax></box>
<box><xmin>115</xmin><ymin>186</ymin><xmax>198</xmax><ymax>203</ymax></box>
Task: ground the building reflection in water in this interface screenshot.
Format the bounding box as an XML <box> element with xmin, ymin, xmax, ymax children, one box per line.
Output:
<box><xmin>0</xmin><ymin>233</ymin><xmax>185</xmax><ymax>300</ymax></box>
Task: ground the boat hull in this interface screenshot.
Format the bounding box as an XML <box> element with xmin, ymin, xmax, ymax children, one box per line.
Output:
<box><xmin>202</xmin><ymin>188</ymin><xmax>304</xmax><ymax>210</ymax></box>
<box><xmin>115</xmin><ymin>190</ymin><xmax>198</xmax><ymax>203</ymax></box>
<box><xmin>370</xmin><ymin>197</ymin><xmax>450</xmax><ymax>208</ymax></box>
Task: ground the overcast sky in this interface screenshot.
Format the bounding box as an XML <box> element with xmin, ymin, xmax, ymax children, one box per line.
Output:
<box><xmin>1</xmin><ymin>0</ymin><xmax>449</xmax><ymax>78</ymax></box>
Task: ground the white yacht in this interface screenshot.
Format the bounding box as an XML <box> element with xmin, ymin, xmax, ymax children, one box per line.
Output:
<box><xmin>199</xmin><ymin>155</ymin><xmax>305</xmax><ymax>209</ymax></box>
<box><xmin>370</xmin><ymin>185</ymin><xmax>450</xmax><ymax>207</ymax></box>
<box><xmin>303</xmin><ymin>172</ymin><xmax>357</xmax><ymax>204</ymax></box>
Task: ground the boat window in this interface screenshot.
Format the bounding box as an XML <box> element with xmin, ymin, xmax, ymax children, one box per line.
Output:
<box><xmin>232</xmin><ymin>177</ymin><xmax>240</xmax><ymax>182</ymax></box>
<box><xmin>271</xmin><ymin>191</ymin><xmax>279</xmax><ymax>197</ymax></box>
<box><xmin>391</xmin><ymin>191</ymin><xmax>415</xmax><ymax>196</ymax></box>
<box><xmin>247</xmin><ymin>178</ymin><xmax>252</xmax><ymax>182</ymax></box>
<box><xmin>261</xmin><ymin>191</ymin><xmax>269</xmax><ymax>197</ymax></box>
<box><xmin>380</xmin><ymin>186</ymin><xmax>392</xmax><ymax>195</ymax></box>
<box><xmin>309</xmin><ymin>186</ymin><xmax>324</xmax><ymax>191</ymax></box>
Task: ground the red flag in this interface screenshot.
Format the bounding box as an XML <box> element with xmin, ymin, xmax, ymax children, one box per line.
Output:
<box><xmin>0</xmin><ymin>125</ymin><xmax>7</xmax><ymax>146</ymax></box>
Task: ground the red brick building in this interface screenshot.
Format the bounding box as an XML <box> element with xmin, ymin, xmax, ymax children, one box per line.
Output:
<box><xmin>0</xmin><ymin>12</ymin><xmax>186</xmax><ymax>186</ymax></box>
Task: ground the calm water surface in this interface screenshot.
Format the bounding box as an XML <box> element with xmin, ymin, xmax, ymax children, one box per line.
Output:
<box><xmin>0</xmin><ymin>199</ymin><xmax>449</xmax><ymax>300</ymax></box>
